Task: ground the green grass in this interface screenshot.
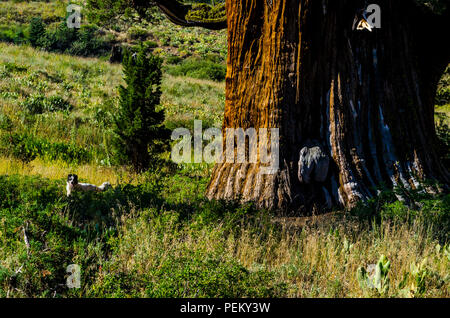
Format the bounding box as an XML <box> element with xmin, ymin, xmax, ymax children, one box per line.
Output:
<box><xmin>0</xmin><ymin>42</ymin><xmax>225</xmax><ymax>165</ymax></box>
<box><xmin>0</xmin><ymin>0</ymin><xmax>228</xmax><ymax>62</ymax></box>
<box><xmin>436</xmin><ymin>104</ymin><xmax>450</xmax><ymax>125</ymax></box>
<box><xmin>0</xmin><ymin>1</ymin><xmax>448</xmax><ymax>299</ymax></box>
<box><xmin>165</xmin><ymin>56</ymin><xmax>227</xmax><ymax>81</ymax></box>
<box><xmin>436</xmin><ymin>65</ymin><xmax>450</xmax><ymax>106</ymax></box>
<box><xmin>0</xmin><ymin>0</ymin><xmax>66</xmax><ymax>26</ymax></box>
<box><xmin>0</xmin><ymin>173</ymin><xmax>448</xmax><ymax>298</ymax></box>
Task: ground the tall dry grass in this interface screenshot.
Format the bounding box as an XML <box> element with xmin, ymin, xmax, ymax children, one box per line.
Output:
<box><xmin>0</xmin><ymin>157</ymin><xmax>141</xmax><ymax>186</ymax></box>
<box><xmin>105</xmin><ymin>210</ymin><xmax>449</xmax><ymax>298</ymax></box>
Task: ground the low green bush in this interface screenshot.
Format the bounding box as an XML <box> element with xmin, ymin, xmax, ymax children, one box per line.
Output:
<box><xmin>40</xmin><ymin>21</ymin><xmax>78</xmax><ymax>52</ymax></box>
<box><xmin>0</xmin><ymin>112</ymin><xmax>13</xmax><ymax>131</ymax></box>
<box><xmin>20</xmin><ymin>95</ymin><xmax>72</xmax><ymax>114</ymax></box>
<box><xmin>381</xmin><ymin>195</ymin><xmax>450</xmax><ymax>238</ymax></box>
<box><xmin>351</xmin><ymin>185</ymin><xmax>450</xmax><ymax>241</ymax></box>
<box><xmin>27</xmin><ymin>19</ymin><xmax>111</xmax><ymax>57</ymax></box>
<box><xmin>436</xmin><ymin>66</ymin><xmax>449</xmax><ymax>106</ymax></box>
<box><xmin>0</xmin><ymin>132</ymin><xmax>91</xmax><ymax>164</ymax></box>
<box><xmin>68</xmin><ymin>25</ymin><xmax>110</xmax><ymax>57</ymax></box>
<box><xmin>165</xmin><ymin>57</ymin><xmax>226</xmax><ymax>81</ymax></box>
<box><xmin>44</xmin><ymin>96</ymin><xmax>72</xmax><ymax>112</ymax></box>
<box><xmin>2</xmin><ymin>62</ymin><xmax>28</xmax><ymax>73</ymax></box>
<box><xmin>127</xmin><ymin>26</ymin><xmax>149</xmax><ymax>41</ymax></box>
<box><xmin>185</xmin><ymin>3</ymin><xmax>227</xmax><ymax>24</ymax></box>
<box><xmin>0</xmin><ymin>132</ymin><xmax>38</xmax><ymax>164</ymax></box>
<box><xmin>436</xmin><ymin>113</ymin><xmax>450</xmax><ymax>168</ymax></box>
<box><xmin>19</xmin><ymin>95</ymin><xmax>46</xmax><ymax>114</ymax></box>
<box><xmin>0</xmin><ymin>24</ymin><xmax>28</xmax><ymax>44</ymax></box>
<box><xmin>165</xmin><ymin>54</ymin><xmax>183</xmax><ymax>65</ymax></box>
<box><xmin>29</xmin><ymin>17</ymin><xmax>46</xmax><ymax>47</ymax></box>
<box><xmin>144</xmin><ymin>40</ymin><xmax>158</xmax><ymax>49</ymax></box>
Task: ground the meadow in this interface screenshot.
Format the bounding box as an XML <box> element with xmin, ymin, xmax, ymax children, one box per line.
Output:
<box><xmin>0</xmin><ymin>0</ymin><xmax>449</xmax><ymax>298</ymax></box>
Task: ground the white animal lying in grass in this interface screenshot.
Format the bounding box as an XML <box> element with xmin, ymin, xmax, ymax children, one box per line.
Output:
<box><xmin>66</xmin><ymin>174</ymin><xmax>111</xmax><ymax>197</ymax></box>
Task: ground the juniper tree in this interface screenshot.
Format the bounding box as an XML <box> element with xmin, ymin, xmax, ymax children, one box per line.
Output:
<box><xmin>112</xmin><ymin>47</ymin><xmax>170</xmax><ymax>172</ymax></box>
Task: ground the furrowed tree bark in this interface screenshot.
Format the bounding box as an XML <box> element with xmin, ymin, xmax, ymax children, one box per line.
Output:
<box><xmin>205</xmin><ymin>0</ymin><xmax>450</xmax><ymax>213</ymax></box>
<box><xmin>148</xmin><ymin>0</ymin><xmax>450</xmax><ymax>213</ymax></box>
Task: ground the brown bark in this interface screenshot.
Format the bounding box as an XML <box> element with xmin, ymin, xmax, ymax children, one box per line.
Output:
<box><xmin>146</xmin><ymin>0</ymin><xmax>450</xmax><ymax>213</ymax></box>
<box><xmin>205</xmin><ymin>0</ymin><xmax>449</xmax><ymax>213</ymax></box>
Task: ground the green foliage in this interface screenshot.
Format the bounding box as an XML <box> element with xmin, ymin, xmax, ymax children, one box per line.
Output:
<box><xmin>166</xmin><ymin>54</ymin><xmax>183</xmax><ymax>65</ymax></box>
<box><xmin>2</xmin><ymin>62</ymin><xmax>27</xmax><ymax>73</ymax></box>
<box><xmin>397</xmin><ymin>256</ymin><xmax>448</xmax><ymax>298</ymax></box>
<box><xmin>0</xmin><ymin>133</ymin><xmax>38</xmax><ymax>164</ymax></box>
<box><xmin>44</xmin><ymin>96</ymin><xmax>72</xmax><ymax>112</ymax></box>
<box><xmin>40</xmin><ymin>21</ymin><xmax>78</xmax><ymax>52</ymax></box>
<box><xmin>0</xmin><ymin>174</ymin><xmax>160</xmax><ymax>297</ymax></box>
<box><xmin>357</xmin><ymin>255</ymin><xmax>391</xmax><ymax>296</ymax></box>
<box><xmin>28</xmin><ymin>17</ymin><xmax>46</xmax><ymax>47</ymax></box>
<box><xmin>0</xmin><ymin>112</ymin><xmax>13</xmax><ymax>132</ymax></box>
<box><xmin>436</xmin><ymin>66</ymin><xmax>449</xmax><ymax>106</ymax></box>
<box><xmin>92</xmin><ymin>250</ymin><xmax>286</xmax><ymax>298</ymax></box>
<box><xmin>0</xmin><ymin>132</ymin><xmax>91</xmax><ymax>164</ymax></box>
<box><xmin>127</xmin><ymin>26</ymin><xmax>149</xmax><ymax>41</ymax></box>
<box><xmin>166</xmin><ymin>57</ymin><xmax>226</xmax><ymax>81</ymax></box>
<box><xmin>20</xmin><ymin>95</ymin><xmax>72</xmax><ymax>114</ymax></box>
<box><xmin>68</xmin><ymin>25</ymin><xmax>110</xmax><ymax>56</ymax></box>
<box><xmin>2</xmin><ymin>0</ymin><xmax>228</xmax><ymax>61</ymax></box>
<box><xmin>0</xmin><ymin>174</ymin><xmax>283</xmax><ymax>298</ymax></box>
<box><xmin>0</xmin><ymin>172</ymin><xmax>448</xmax><ymax>298</ymax></box>
<box><xmin>88</xmin><ymin>199</ymin><xmax>284</xmax><ymax>298</ymax></box>
<box><xmin>27</xmin><ymin>18</ymin><xmax>111</xmax><ymax>57</ymax></box>
<box><xmin>144</xmin><ymin>251</ymin><xmax>285</xmax><ymax>297</ymax></box>
<box><xmin>351</xmin><ymin>184</ymin><xmax>450</xmax><ymax>242</ymax></box>
<box><xmin>0</xmin><ymin>2</ymin><xmax>448</xmax><ymax>299</ymax></box>
<box><xmin>381</xmin><ymin>195</ymin><xmax>450</xmax><ymax>237</ymax></box>
<box><xmin>0</xmin><ymin>24</ymin><xmax>28</xmax><ymax>44</ymax></box>
<box><xmin>409</xmin><ymin>259</ymin><xmax>429</xmax><ymax>296</ymax></box>
<box><xmin>185</xmin><ymin>3</ymin><xmax>226</xmax><ymax>24</ymax></box>
<box><xmin>112</xmin><ymin>47</ymin><xmax>170</xmax><ymax>172</ymax></box>
<box><xmin>143</xmin><ymin>40</ymin><xmax>158</xmax><ymax>49</ymax></box>
<box><xmin>0</xmin><ymin>174</ymin><xmax>104</xmax><ymax>297</ymax></box>
<box><xmin>86</xmin><ymin>0</ymin><xmax>137</xmax><ymax>27</ymax></box>
<box><xmin>436</xmin><ymin>112</ymin><xmax>450</xmax><ymax>168</ymax></box>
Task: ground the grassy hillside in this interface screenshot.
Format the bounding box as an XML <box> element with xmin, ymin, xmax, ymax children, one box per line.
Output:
<box><xmin>0</xmin><ymin>1</ymin><xmax>449</xmax><ymax>298</ymax></box>
<box><xmin>0</xmin><ymin>42</ymin><xmax>224</xmax><ymax>177</ymax></box>
<box><xmin>0</xmin><ymin>0</ymin><xmax>227</xmax><ymax>59</ymax></box>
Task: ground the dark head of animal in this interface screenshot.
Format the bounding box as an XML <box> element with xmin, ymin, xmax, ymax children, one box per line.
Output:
<box><xmin>67</xmin><ymin>174</ymin><xmax>78</xmax><ymax>185</ymax></box>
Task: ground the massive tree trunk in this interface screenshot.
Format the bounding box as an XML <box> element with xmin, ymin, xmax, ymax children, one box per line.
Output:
<box><xmin>204</xmin><ymin>0</ymin><xmax>450</xmax><ymax>213</ymax></box>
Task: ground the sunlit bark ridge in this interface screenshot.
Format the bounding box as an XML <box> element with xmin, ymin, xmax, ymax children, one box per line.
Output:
<box><xmin>142</xmin><ymin>0</ymin><xmax>450</xmax><ymax>213</ymax></box>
